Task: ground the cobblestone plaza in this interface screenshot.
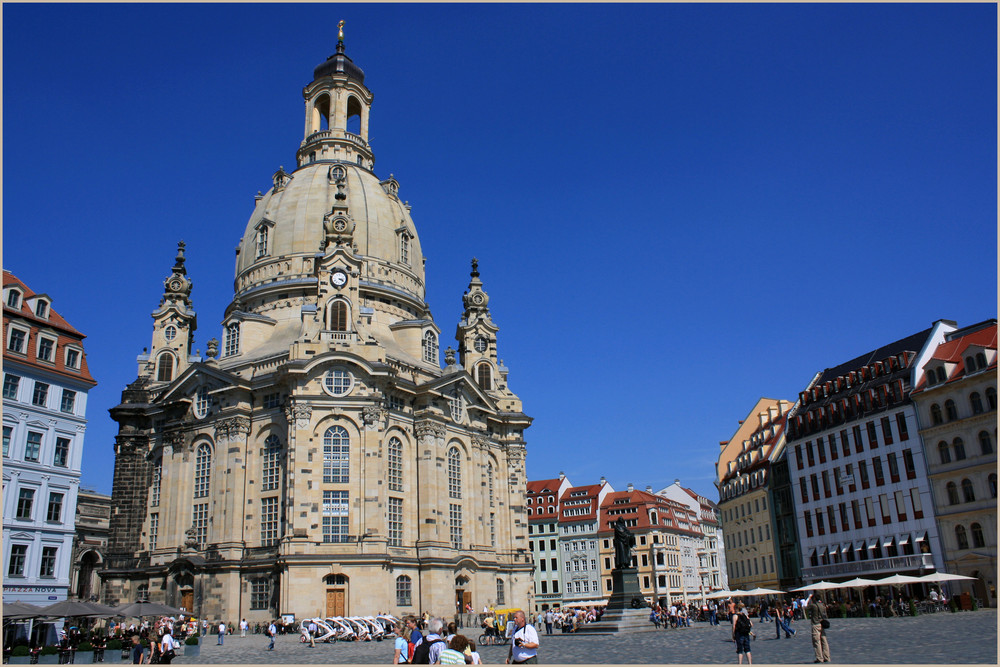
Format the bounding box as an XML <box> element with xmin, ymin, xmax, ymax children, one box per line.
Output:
<box><xmin>172</xmin><ymin>610</ymin><xmax>996</xmax><ymax>664</ymax></box>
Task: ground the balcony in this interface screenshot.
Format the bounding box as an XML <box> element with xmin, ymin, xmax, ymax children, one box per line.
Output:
<box><xmin>801</xmin><ymin>553</ymin><xmax>934</xmax><ymax>580</ymax></box>
<box><xmin>300</xmin><ymin>130</ymin><xmax>370</xmax><ymax>152</ymax></box>
<box><xmin>320</xmin><ymin>330</ymin><xmax>358</xmax><ymax>344</ymax></box>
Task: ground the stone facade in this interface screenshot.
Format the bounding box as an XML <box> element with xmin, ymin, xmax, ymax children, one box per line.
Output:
<box><xmin>69</xmin><ymin>489</ymin><xmax>111</xmax><ymax>601</ymax></box>
<box><xmin>100</xmin><ymin>40</ymin><xmax>532</xmax><ymax>621</ymax></box>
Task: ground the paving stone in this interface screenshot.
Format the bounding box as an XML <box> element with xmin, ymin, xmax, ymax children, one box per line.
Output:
<box><xmin>173</xmin><ymin>610</ymin><xmax>997</xmax><ymax>664</ymax></box>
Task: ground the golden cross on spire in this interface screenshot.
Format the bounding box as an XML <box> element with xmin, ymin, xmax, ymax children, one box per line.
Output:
<box><xmin>338</xmin><ymin>20</ymin><xmax>345</xmax><ymax>43</ymax></box>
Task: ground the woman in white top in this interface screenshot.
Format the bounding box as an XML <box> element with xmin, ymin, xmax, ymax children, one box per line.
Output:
<box><xmin>158</xmin><ymin>631</ymin><xmax>175</xmax><ymax>664</ymax></box>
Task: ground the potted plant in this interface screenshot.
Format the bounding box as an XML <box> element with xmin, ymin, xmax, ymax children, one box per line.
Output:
<box><xmin>37</xmin><ymin>646</ymin><xmax>60</xmax><ymax>665</ymax></box>
<box><xmin>183</xmin><ymin>635</ymin><xmax>200</xmax><ymax>658</ymax></box>
<box><xmin>104</xmin><ymin>639</ymin><xmax>122</xmax><ymax>664</ymax></box>
<box><xmin>75</xmin><ymin>643</ymin><xmax>94</xmax><ymax>665</ymax></box>
<box><xmin>9</xmin><ymin>646</ymin><xmax>31</xmax><ymax>665</ymax></box>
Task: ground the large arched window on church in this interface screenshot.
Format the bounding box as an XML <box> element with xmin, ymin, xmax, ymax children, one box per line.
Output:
<box><xmin>387</xmin><ymin>437</ymin><xmax>403</xmax><ymax>492</ymax></box>
<box><xmin>955</xmin><ymin>525</ymin><xmax>969</xmax><ymax>550</ymax></box>
<box><xmin>448</xmin><ymin>447</ymin><xmax>462</xmax><ymax>499</ymax></box>
<box><xmin>396</xmin><ymin>575</ymin><xmax>412</xmax><ymax>607</ymax></box>
<box><xmin>224</xmin><ymin>322</ymin><xmax>240</xmax><ymax>357</ymax></box>
<box><xmin>476</xmin><ymin>363</ymin><xmax>492</xmax><ymax>391</ymax></box>
<box><xmin>422</xmin><ymin>331</ymin><xmax>438</xmax><ymax>364</ymax></box>
<box><xmin>194</xmin><ymin>443</ymin><xmax>212</xmax><ymax>498</ymax></box>
<box><xmin>329</xmin><ymin>300</ymin><xmax>348</xmax><ymax>332</ymax></box>
<box><xmin>323</xmin><ymin>426</ymin><xmax>350</xmax><ymax>483</ymax></box>
<box><xmin>262</xmin><ymin>435</ymin><xmax>281</xmax><ymax>491</ymax></box>
<box><xmin>496</xmin><ymin>578</ymin><xmax>505</xmax><ymax>606</ymax></box>
<box><xmin>156</xmin><ymin>353</ymin><xmax>174</xmax><ymax>382</ymax></box>
<box><xmin>346</xmin><ymin>95</ymin><xmax>362</xmax><ymax>136</ymax></box>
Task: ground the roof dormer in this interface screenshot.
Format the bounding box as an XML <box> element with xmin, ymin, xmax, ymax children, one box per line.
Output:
<box><xmin>26</xmin><ymin>294</ymin><xmax>51</xmax><ymax>320</ymax></box>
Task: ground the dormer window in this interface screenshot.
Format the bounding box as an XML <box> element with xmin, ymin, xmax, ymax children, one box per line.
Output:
<box><xmin>422</xmin><ymin>331</ymin><xmax>438</xmax><ymax>364</ymax></box>
<box><xmin>36</xmin><ymin>336</ymin><xmax>56</xmax><ymax>363</ymax></box>
<box><xmin>65</xmin><ymin>348</ymin><xmax>81</xmax><ymax>370</ymax></box>
<box><xmin>6</xmin><ymin>290</ymin><xmax>21</xmax><ymax>309</ymax></box>
<box><xmin>35</xmin><ymin>300</ymin><xmax>48</xmax><ymax>318</ymax></box>
<box><xmin>400</xmin><ymin>233</ymin><xmax>409</xmax><ymax>265</ymax></box>
<box><xmin>254</xmin><ymin>221</ymin><xmax>273</xmax><ymax>259</ymax></box>
<box><xmin>224</xmin><ymin>322</ymin><xmax>241</xmax><ymax>357</ymax></box>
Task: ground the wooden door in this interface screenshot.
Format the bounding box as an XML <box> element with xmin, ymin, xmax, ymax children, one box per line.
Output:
<box><xmin>181</xmin><ymin>591</ymin><xmax>193</xmax><ymax>612</ymax></box>
<box><xmin>326</xmin><ymin>589</ymin><xmax>346</xmax><ymax>617</ymax></box>
<box><xmin>463</xmin><ymin>590</ymin><xmax>472</xmax><ymax>610</ymax></box>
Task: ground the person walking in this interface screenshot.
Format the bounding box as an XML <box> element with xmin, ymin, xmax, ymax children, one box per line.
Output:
<box><xmin>217</xmin><ymin>621</ymin><xmax>226</xmax><ymax>645</ymax></box>
<box><xmin>805</xmin><ymin>594</ymin><xmax>830</xmax><ymax>663</ymax></box>
<box><xmin>505</xmin><ymin>611</ymin><xmax>539</xmax><ymax>664</ymax></box>
<box><xmin>129</xmin><ymin>636</ymin><xmax>145</xmax><ymax>664</ymax></box>
<box><xmin>731</xmin><ymin>604</ymin><xmax>753</xmax><ymax>665</ymax></box>
<box><xmin>240</xmin><ymin>619</ymin><xmax>248</xmax><ymax>638</ymax></box>
<box><xmin>774</xmin><ymin>603</ymin><xmax>795</xmax><ymax>639</ymax></box>
<box><xmin>392</xmin><ymin>620</ymin><xmax>410</xmax><ymax>664</ymax></box>
<box><xmin>543</xmin><ymin>609</ymin><xmax>553</xmax><ymax>636</ymax></box>
<box><xmin>266</xmin><ymin>620</ymin><xmax>277</xmax><ymax>651</ymax></box>
<box><xmin>709</xmin><ymin>600</ymin><xmax>718</xmax><ymax>626</ymax></box>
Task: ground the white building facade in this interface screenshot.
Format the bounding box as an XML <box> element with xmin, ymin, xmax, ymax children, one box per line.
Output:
<box><xmin>3</xmin><ymin>272</ymin><xmax>96</xmax><ymax>606</ymax></box>
<box><xmin>658</xmin><ymin>481</ymin><xmax>728</xmax><ymax>599</ymax></box>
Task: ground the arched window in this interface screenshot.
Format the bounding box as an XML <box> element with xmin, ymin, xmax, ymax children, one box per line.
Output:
<box><xmin>936</xmin><ymin>367</ymin><xmax>947</xmax><ymax>384</ymax></box>
<box><xmin>396</xmin><ymin>575</ymin><xmax>412</xmax><ymax>606</ymax></box>
<box><xmin>939</xmin><ymin>441</ymin><xmax>951</xmax><ymax>464</ymax></box>
<box><xmin>961</xmin><ymin>478</ymin><xmax>975</xmax><ymax>503</ymax></box>
<box><xmin>150</xmin><ymin>457</ymin><xmax>162</xmax><ymax>507</ymax></box>
<box><xmin>970</xmin><ymin>392</ymin><xmax>984</xmax><ymax>414</ymax></box>
<box><xmin>329</xmin><ymin>301</ymin><xmax>348</xmax><ymax>332</ymax></box>
<box><xmin>487</xmin><ymin>462</ymin><xmax>495</xmax><ymax>507</ymax></box>
<box><xmin>194</xmin><ymin>443</ymin><xmax>212</xmax><ymax>498</ymax></box>
<box><xmin>400</xmin><ymin>234</ymin><xmax>409</xmax><ymax>265</ymax></box>
<box><xmin>156</xmin><ymin>353</ymin><xmax>174</xmax><ymax>382</ymax></box>
<box><xmin>965</xmin><ymin>356</ymin><xmax>977</xmax><ymax>372</ymax></box>
<box><xmin>387</xmin><ymin>437</ymin><xmax>403</xmax><ymax>492</ymax></box>
<box><xmin>955</xmin><ymin>525</ymin><xmax>969</xmax><ymax>550</ymax></box>
<box><xmin>256</xmin><ymin>225</ymin><xmax>269</xmax><ymax>258</ymax></box>
<box><xmin>527</xmin><ymin>508</ymin><xmax>532</xmax><ymax>516</ymax></box>
<box><xmin>496</xmin><ymin>578</ymin><xmax>505</xmax><ymax>606</ymax></box>
<box><xmin>476</xmin><ymin>363</ymin><xmax>492</xmax><ymax>391</ymax></box>
<box><xmin>930</xmin><ymin>404</ymin><xmax>943</xmax><ymax>425</ymax></box>
<box><xmin>988</xmin><ymin>387</ymin><xmax>998</xmax><ymax>410</ymax></box>
<box><xmin>989</xmin><ymin>473</ymin><xmax>997</xmax><ymax>499</ymax></box>
<box><xmin>979</xmin><ymin>431</ymin><xmax>993</xmax><ymax>455</ymax></box>
<box><xmin>953</xmin><ymin>438</ymin><xmax>966</xmax><ymax>461</ymax></box>
<box><xmin>971</xmin><ymin>523</ymin><xmax>986</xmax><ymax>549</ymax></box>
<box><xmin>262</xmin><ymin>435</ymin><xmax>281</xmax><ymax>491</ymax></box>
<box><xmin>945</xmin><ymin>400</ymin><xmax>958</xmax><ymax>421</ymax></box>
<box><xmin>194</xmin><ymin>387</ymin><xmax>210</xmax><ymax>418</ymax></box>
<box><xmin>323</xmin><ymin>426</ymin><xmax>350</xmax><ymax>483</ymax></box>
<box><xmin>224</xmin><ymin>322</ymin><xmax>240</xmax><ymax>357</ymax></box>
<box><xmin>946</xmin><ymin>481</ymin><xmax>959</xmax><ymax>505</ymax></box>
<box><xmin>422</xmin><ymin>331</ymin><xmax>438</xmax><ymax>364</ymax></box>
<box><xmin>976</xmin><ymin>352</ymin><xmax>987</xmax><ymax>369</ymax></box>
<box><xmin>448</xmin><ymin>447</ymin><xmax>462</xmax><ymax>499</ymax></box>
<box><xmin>346</xmin><ymin>95</ymin><xmax>362</xmax><ymax>135</ymax></box>
<box><xmin>324</xmin><ymin>574</ymin><xmax>348</xmax><ymax>586</ymax></box>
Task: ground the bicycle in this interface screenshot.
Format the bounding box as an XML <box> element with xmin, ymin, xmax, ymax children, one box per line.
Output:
<box><xmin>478</xmin><ymin>632</ymin><xmax>503</xmax><ymax>646</ymax></box>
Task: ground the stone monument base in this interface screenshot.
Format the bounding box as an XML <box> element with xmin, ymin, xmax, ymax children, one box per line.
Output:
<box><xmin>575</xmin><ymin>568</ymin><xmax>657</xmax><ymax>635</ymax></box>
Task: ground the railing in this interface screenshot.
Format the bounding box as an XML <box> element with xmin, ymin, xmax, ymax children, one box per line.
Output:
<box><xmin>801</xmin><ymin>554</ymin><xmax>933</xmax><ymax>579</ymax></box>
<box><xmin>301</xmin><ymin>130</ymin><xmax>370</xmax><ymax>151</ymax></box>
<box><xmin>320</xmin><ymin>330</ymin><xmax>357</xmax><ymax>344</ymax></box>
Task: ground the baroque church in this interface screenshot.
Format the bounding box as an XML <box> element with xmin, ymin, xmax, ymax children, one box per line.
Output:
<box><xmin>101</xmin><ymin>36</ymin><xmax>533</xmax><ymax>621</ymax></box>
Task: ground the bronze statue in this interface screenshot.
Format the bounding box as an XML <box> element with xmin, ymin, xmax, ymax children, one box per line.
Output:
<box><xmin>612</xmin><ymin>517</ymin><xmax>635</xmax><ymax>569</ymax></box>
<box><xmin>338</xmin><ymin>20</ymin><xmax>345</xmax><ymax>42</ymax></box>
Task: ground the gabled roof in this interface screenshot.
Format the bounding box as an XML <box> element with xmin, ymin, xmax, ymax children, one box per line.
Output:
<box><xmin>913</xmin><ymin>320</ymin><xmax>997</xmax><ymax>393</ymax></box>
<box><xmin>527</xmin><ymin>478</ymin><xmax>563</xmax><ymax>494</ymax></box>
<box><xmin>156</xmin><ymin>363</ymin><xmax>250</xmax><ymax>404</ymax></box>
<box><xmin>3</xmin><ymin>271</ymin><xmax>84</xmax><ymax>336</ymax></box>
<box><xmin>815</xmin><ymin>327</ymin><xmax>932</xmax><ymax>385</ymax></box>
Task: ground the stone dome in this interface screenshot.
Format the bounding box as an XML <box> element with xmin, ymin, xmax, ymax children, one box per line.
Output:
<box><xmin>234</xmin><ymin>161</ymin><xmax>425</xmax><ymax>305</ymax></box>
<box><xmin>313</xmin><ymin>44</ymin><xmax>365</xmax><ymax>84</ymax></box>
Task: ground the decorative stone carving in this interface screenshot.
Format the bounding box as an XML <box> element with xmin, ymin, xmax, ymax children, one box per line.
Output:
<box><xmin>184</xmin><ymin>526</ymin><xmax>200</xmax><ymax>550</ymax></box>
<box><xmin>471</xmin><ymin>433</ymin><xmax>490</xmax><ymax>448</ymax></box>
<box><xmin>285</xmin><ymin>404</ymin><xmax>313</xmax><ymax>429</ymax></box>
<box><xmin>414</xmin><ymin>421</ymin><xmax>445</xmax><ymax>439</ymax></box>
<box><xmin>214</xmin><ymin>417</ymin><xmax>251</xmax><ymax>442</ymax></box>
<box><xmin>362</xmin><ymin>405</ymin><xmax>385</xmax><ymax>431</ymax></box>
<box><xmin>205</xmin><ymin>338</ymin><xmax>219</xmax><ymax>358</ymax></box>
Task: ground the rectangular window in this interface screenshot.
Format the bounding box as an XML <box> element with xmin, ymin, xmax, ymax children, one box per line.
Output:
<box><xmin>149</xmin><ymin>513</ymin><xmax>159</xmax><ymax>550</ymax></box>
<box><xmin>250</xmin><ymin>580</ymin><xmax>270</xmax><ymax>610</ymax></box>
<box><xmin>829</xmin><ymin>435</ymin><xmax>838</xmax><ymax>460</ymax></box>
<box><xmin>540</xmin><ymin>558</ymin><xmax>547</xmax><ymax>572</ymax></box>
<box><xmin>810</xmin><ymin>474</ymin><xmax>820</xmax><ymax>501</ymax></box>
<box><xmin>8</xmin><ymin>544</ymin><xmax>27</xmax><ymax>576</ymax></box>
<box><xmin>3</xmin><ymin>374</ymin><xmax>20</xmax><ymax>400</ymax></box>
<box><xmin>894</xmin><ymin>490</ymin><xmax>907</xmax><ymax>522</ymax></box>
<box><xmin>39</xmin><ymin>546</ymin><xmax>57</xmax><ymax>577</ymax></box>
<box><xmin>806</xmin><ymin>442</ymin><xmax>815</xmax><ymax>467</ymax></box>
<box><xmin>53</xmin><ymin>437</ymin><xmax>70</xmax><ymax>467</ymax></box>
<box><xmin>910</xmin><ymin>488</ymin><xmax>924</xmax><ymax>519</ymax></box>
<box><xmin>8</xmin><ymin>328</ymin><xmax>26</xmax><ymax>354</ymax></box>
<box><xmin>6</xmin><ymin>290</ymin><xmax>21</xmax><ymax>308</ymax></box>
<box><xmin>827</xmin><ymin>505</ymin><xmax>837</xmax><ymax>533</ymax></box>
<box><xmin>540</xmin><ymin>581</ymin><xmax>547</xmax><ymax>594</ymax></box>
<box><xmin>37</xmin><ymin>337</ymin><xmax>54</xmax><ymax>362</ymax></box>
<box><xmin>3</xmin><ymin>425</ymin><xmax>11</xmax><ymax>457</ymax></box>
<box><xmin>840</xmin><ymin>430</ymin><xmax>850</xmax><ymax>456</ymax></box>
<box><xmin>260</xmin><ymin>497</ymin><xmax>279</xmax><ymax>546</ymax></box>
<box><xmin>262</xmin><ymin>392</ymin><xmax>282</xmax><ymax>409</ymax></box>
<box><xmin>16</xmin><ymin>488</ymin><xmax>35</xmax><ymax>519</ymax></box>
<box><xmin>25</xmin><ymin>431</ymin><xmax>42</xmax><ymax>462</ymax></box>
<box><xmin>845</xmin><ymin>463</ymin><xmax>856</xmax><ymax>492</ymax></box>
<box><xmin>851</xmin><ymin>500</ymin><xmax>862</xmax><ymax>529</ymax></box>
<box><xmin>804</xmin><ymin>511</ymin><xmax>813</xmax><ymax>537</ymax></box>
<box><xmin>388</xmin><ymin>497</ymin><xmax>403</xmax><ymax>546</ymax></box>
<box><xmin>449</xmin><ymin>503</ymin><xmax>462</xmax><ymax>550</ymax></box>
<box><xmin>896</xmin><ymin>412</ymin><xmax>909</xmax><ymax>441</ymax></box>
<box><xmin>887</xmin><ymin>453</ymin><xmax>899</xmax><ymax>482</ymax></box>
<box><xmin>565</xmin><ymin>560</ymin><xmax>571</xmax><ymax>572</ymax></box>
<box><xmin>192</xmin><ymin>503</ymin><xmax>209</xmax><ymax>547</ymax></box>
<box><xmin>858</xmin><ymin>460</ymin><xmax>870</xmax><ymax>489</ymax></box>
<box><xmin>881</xmin><ymin>417</ymin><xmax>893</xmax><ymax>445</ymax></box>
<box><xmin>817</xmin><ymin>437</ymin><xmax>826</xmax><ymax>464</ymax></box>
<box><xmin>833</xmin><ymin>467</ymin><xmax>843</xmax><ymax>495</ymax></box>
<box><xmin>815</xmin><ymin>509</ymin><xmax>825</xmax><ymax>535</ymax></box>
<box><xmin>32</xmin><ymin>382</ymin><xmax>49</xmax><ymax>407</ymax></box>
<box><xmin>46</xmin><ymin>492</ymin><xmax>63</xmax><ymax>522</ymax></box>
<box><xmin>853</xmin><ymin>425</ymin><xmax>864</xmax><ymax>453</ymax></box>
<box><xmin>65</xmin><ymin>348</ymin><xmax>80</xmax><ymax>370</ymax></box>
<box><xmin>902</xmin><ymin>449</ymin><xmax>916</xmax><ymax>479</ymax></box>
<box><xmin>794</xmin><ymin>445</ymin><xmax>803</xmax><ymax>470</ymax></box>
<box><xmin>864</xmin><ymin>497</ymin><xmax>876</xmax><ymax>527</ymax></box>
<box><xmin>839</xmin><ymin>503</ymin><xmax>849</xmax><ymax>529</ymax></box>
<box><xmin>872</xmin><ymin>457</ymin><xmax>884</xmax><ymax>486</ymax></box>
<box><xmin>322</xmin><ymin>491</ymin><xmax>349</xmax><ymax>543</ymax></box>
<box><xmin>799</xmin><ymin>478</ymin><xmax>809</xmax><ymax>503</ymax></box>
<box><xmin>879</xmin><ymin>494</ymin><xmax>891</xmax><ymax>524</ymax></box>
<box><xmin>490</xmin><ymin>513</ymin><xmax>496</xmax><ymax>547</ymax></box>
<box><xmin>550</xmin><ymin>558</ymin><xmax>556</xmax><ymax>571</ymax></box>
<box><xmin>821</xmin><ymin>470</ymin><xmax>831</xmax><ymax>498</ymax></box>
<box><xmin>867</xmin><ymin>421</ymin><xmax>879</xmax><ymax>448</ymax></box>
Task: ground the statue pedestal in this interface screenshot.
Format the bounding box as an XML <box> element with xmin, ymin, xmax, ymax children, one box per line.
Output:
<box><xmin>576</xmin><ymin>568</ymin><xmax>656</xmax><ymax>635</ymax></box>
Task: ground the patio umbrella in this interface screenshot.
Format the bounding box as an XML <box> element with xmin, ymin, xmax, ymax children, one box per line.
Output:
<box><xmin>917</xmin><ymin>572</ymin><xmax>977</xmax><ymax>583</ymax></box>
<box><xmin>2</xmin><ymin>601</ymin><xmax>44</xmax><ymax>618</ymax></box>
<box><xmin>37</xmin><ymin>599</ymin><xmax>114</xmax><ymax>617</ymax></box>
<box><xmin>744</xmin><ymin>587</ymin><xmax>785</xmax><ymax>596</ymax></box>
<box><xmin>114</xmin><ymin>601</ymin><xmax>188</xmax><ymax>618</ymax></box>
<box><xmin>832</xmin><ymin>577</ymin><xmax>880</xmax><ymax>606</ymax></box>
<box><xmin>789</xmin><ymin>581</ymin><xmax>839</xmax><ymax>592</ymax></box>
<box><xmin>875</xmin><ymin>574</ymin><xmax>923</xmax><ymax>585</ymax></box>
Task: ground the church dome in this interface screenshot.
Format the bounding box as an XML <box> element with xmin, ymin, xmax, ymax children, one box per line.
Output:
<box><xmin>313</xmin><ymin>44</ymin><xmax>365</xmax><ymax>84</ymax></box>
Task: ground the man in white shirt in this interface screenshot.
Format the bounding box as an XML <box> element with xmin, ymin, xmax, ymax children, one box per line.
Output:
<box><xmin>239</xmin><ymin>619</ymin><xmax>248</xmax><ymax>638</ymax></box>
<box><xmin>267</xmin><ymin>621</ymin><xmax>277</xmax><ymax>650</ymax></box>
<box><xmin>217</xmin><ymin>622</ymin><xmax>226</xmax><ymax>645</ymax></box>
<box><xmin>505</xmin><ymin>611</ymin><xmax>539</xmax><ymax>664</ymax></box>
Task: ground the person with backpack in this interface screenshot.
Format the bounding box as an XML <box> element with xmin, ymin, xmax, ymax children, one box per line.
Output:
<box><xmin>505</xmin><ymin>611</ymin><xmax>538</xmax><ymax>665</ymax></box>
<box><xmin>392</xmin><ymin>620</ymin><xmax>410</xmax><ymax>664</ymax></box>
<box><xmin>411</xmin><ymin>618</ymin><xmax>445</xmax><ymax>664</ymax></box>
<box><xmin>731</xmin><ymin>604</ymin><xmax>753</xmax><ymax>665</ymax></box>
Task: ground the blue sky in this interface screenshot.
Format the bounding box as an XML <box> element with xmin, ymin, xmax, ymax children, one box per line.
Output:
<box><xmin>4</xmin><ymin>4</ymin><xmax>996</xmax><ymax>501</ymax></box>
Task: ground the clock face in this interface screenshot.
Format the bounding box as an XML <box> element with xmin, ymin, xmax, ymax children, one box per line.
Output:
<box><xmin>331</xmin><ymin>271</ymin><xmax>348</xmax><ymax>287</ymax></box>
<box><xmin>474</xmin><ymin>336</ymin><xmax>488</xmax><ymax>353</ymax></box>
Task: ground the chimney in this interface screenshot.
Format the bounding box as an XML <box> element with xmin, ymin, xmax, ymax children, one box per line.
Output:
<box><xmin>674</xmin><ymin>478</ymin><xmax>680</xmax><ymax>485</ymax></box>
<box><xmin>646</xmin><ymin>485</ymin><xmax>653</xmax><ymax>493</ymax></box>
<box><xmin>627</xmin><ymin>482</ymin><xmax>634</xmax><ymax>493</ymax></box>
<box><xmin>558</xmin><ymin>471</ymin><xmax>565</xmax><ymax>481</ymax></box>
<box><xmin>600</xmin><ymin>476</ymin><xmax>607</xmax><ymax>486</ymax></box>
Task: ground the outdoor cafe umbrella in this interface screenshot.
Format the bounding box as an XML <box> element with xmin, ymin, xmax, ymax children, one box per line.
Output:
<box><xmin>113</xmin><ymin>601</ymin><xmax>189</xmax><ymax>618</ymax></box>
<box><xmin>37</xmin><ymin>599</ymin><xmax>117</xmax><ymax>618</ymax></box>
<box><xmin>917</xmin><ymin>572</ymin><xmax>977</xmax><ymax>583</ymax></box>
<box><xmin>743</xmin><ymin>587</ymin><xmax>785</xmax><ymax>596</ymax></box>
<box><xmin>2</xmin><ymin>601</ymin><xmax>44</xmax><ymax>619</ymax></box>
<box><xmin>789</xmin><ymin>581</ymin><xmax>839</xmax><ymax>592</ymax></box>
<box><xmin>832</xmin><ymin>577</ymin><xmax>880</xmax><ymax>606</ymax></box>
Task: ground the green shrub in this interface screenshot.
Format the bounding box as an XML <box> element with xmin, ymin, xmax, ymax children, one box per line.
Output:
<box><xmin>11</xmin><ymin>646</ymin><xmax>30</xmax><ymax>657</ymax></box>
<box><xmin>838</xmin><ymin>603</ymin><xmax>847</xmax><ymax>618</ymax></box>
<box><xmin>184</xmin><ymin>636</ymin><xmax>199</xmax><ymax>646</ymax></box>
<box><xmin>908</xmin><ymin>600</ymin><xmax>917</xmax><ymax>617</ymax></box>
<box><xmin>106</xmin><ymin>639</ymin><xmax>122</xmax><ymax>651</ymax></box>
<box><xmin>77</xmin><ymin>642</ymin><xmax>94</xmax><ymax>652</ymax></box>
<box><xmin>948</xmin><ymin>599</ymin><xmax>957</xmax><ymax>613</ymax></box>
<box><xmin>972</xmin><ymin>597</ymin><xmax>979</xmax><ymax>611</ymax></box>
<box><xmin>40</xmin><ymin>646</ymin><xmax>60</xmax><ymax>655</ymax></box>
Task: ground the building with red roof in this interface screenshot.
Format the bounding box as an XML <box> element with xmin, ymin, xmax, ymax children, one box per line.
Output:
<box><xmin>659</xmin><ymin>480</ymin><xmax>729</xmax><ymax>600</ymax></box>
<box><xmin>3</xmin><ymin>271</ymin><xmax>97</xmax><ymax>608</ymax></box>
<box><xmin>911</xmin><ymin>319</ymin><xmax>996</xmax><ymax>606</ymax></box>
<box><xmin>556</xmin><ymin>479</ymin><xmax>613</xmax><ymax>609</ymax></box>
<box><xmin>527</xmin><ymin>474</ymin><xmax>573</xmax><ymax>611</ymax></box>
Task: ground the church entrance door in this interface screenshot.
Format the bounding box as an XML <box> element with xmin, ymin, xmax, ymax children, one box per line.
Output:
<box><xmin>181</xmin><ymin>590</ymin><xmax>194</xmax><ymax>612</ymax></box>
<box><xmin>326</xmin><ymin>589</ymin><xmax>346</xmax><ymax>617</ymax></box>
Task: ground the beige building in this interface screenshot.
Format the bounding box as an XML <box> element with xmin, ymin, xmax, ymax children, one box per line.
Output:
<box><xmin>69</xmin><ymin>489</ymin><xmax>111</xmax><ymax>602</ymax></box>
<box><xmin>911</xmin><ymin>320</ymin><xmax>997</xmax><ymax>606</ymax></box>
<box><xmin>716</xmin><ymin>398</ymin><xmax>793</xmax><ymax>590</ymax></box>
<box><xmin>100</xmin><ymin>39</ymin><xmax>532</xmax><ymax>621</ymax></box>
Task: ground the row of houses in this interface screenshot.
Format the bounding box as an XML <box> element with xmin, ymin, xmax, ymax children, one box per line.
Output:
<box><xmin>525</xmin><ymin>475</ymin><xmax>728</xmax><ymax>612</ymax></box>
<box><xmin>716</xmin><ymin>319</ymin><xmax>996</xmax><ymax>606</ymax></box>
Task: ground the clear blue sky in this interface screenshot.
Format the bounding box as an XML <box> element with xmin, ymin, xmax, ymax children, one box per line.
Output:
<box><xmin>4</xmin><ymin>4</ymin><xmax>996</xmax><ymax>501</ymax></box>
